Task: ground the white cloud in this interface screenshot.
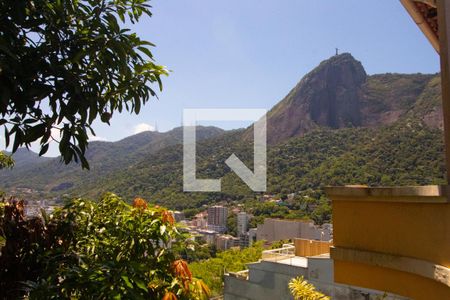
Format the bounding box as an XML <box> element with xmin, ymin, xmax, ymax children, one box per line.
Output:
<box><xmin>89</xmin><ymin>135</ymin><xmax>108</xmax><ymax>142</ymax></box>
<box><xmin>133</xmin><ymin>123</ymin><xmax>155</xmax><ymax>134</ymax></box>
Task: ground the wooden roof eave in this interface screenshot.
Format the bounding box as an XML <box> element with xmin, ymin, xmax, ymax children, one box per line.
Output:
<box><xmin>400</xmin><ymin>0</ymin><xmax>440</xmax><ymax>53</ymax></box>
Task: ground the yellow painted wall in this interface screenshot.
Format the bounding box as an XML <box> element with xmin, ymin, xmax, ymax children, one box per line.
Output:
<box><xmin>294</xmin><ymin>239</ymin><xmax>331</xmax><ymax>257</ymax></box>
<box><xmin>329</xmin><ymin>191</ymin><xmax>450</xmax><ymax>299</ymax></box>
<box><xmin>332</xmin><ymin>200</ymin><xmax>450</xmax><ymax>267</ymax></box>
<box><xmin>334</xmin><ymin>260</ymin><xmax>450</xmax><ymax>300</ymax></box>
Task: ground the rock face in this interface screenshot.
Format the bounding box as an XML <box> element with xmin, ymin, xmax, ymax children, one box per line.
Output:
<box><xmin>258</xmin><ymin>53</ymin><xmax>441</xmax><ymax>145</ymax></box>
<box><xmin>304</xmin><ymin>53</ymin><xmax>367</xmax><ymax>129</ymax></box>
<box><xmin>265</xmin><ymin>53</ymin><xmax>367</xmax><ymax>144</ymax></box>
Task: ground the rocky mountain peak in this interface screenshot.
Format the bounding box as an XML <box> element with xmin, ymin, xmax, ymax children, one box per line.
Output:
<box><xmin>264</xmin><ymin>53</ymin><xmax>367</xmax><ymax>144</ymax></box>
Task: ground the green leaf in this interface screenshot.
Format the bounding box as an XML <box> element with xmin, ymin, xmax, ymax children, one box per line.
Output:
<box><xmin>121</xmin><ymin>275</ymin><xmax>133</xmax><ymax>289</ymax></box>
<box><xmin>12</xmin><ymin>129</ymin><xmax>22</xmax><ymax>153</ymax></box>
<box><xmin>39</xmin><ymin>144</ymin><xmax>49</xmax><ymax>156</ymax></box>
<box><xmin>80</xmin><ymin>154</ymin><xmax>90</xmax><ymax>170</ymax></box>
<box><xmin>137</xmin><ymin>46</ymin><xmax>153</xmax><ymax>59</ymax></box>
<box><xmin>4</xmin><ymin>127</ymin><xmax>9</xmax><ymax>147</ymax></box>
<box><xmin>134</xmin><ymin>280</ymin><xmax>148</xmax><ymax>292</ymax></box>
<box><xmin>160</xmin><ymin>224</ymin><xmax>166</xmax><ymax>235</ymax></box>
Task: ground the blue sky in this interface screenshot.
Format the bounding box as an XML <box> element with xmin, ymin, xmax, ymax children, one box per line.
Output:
<box><xmin>111</xmin><ymin>0</ymin><xmax>440</xmax><ymax>135</ymax></box>
<box><xmin>0</xmin><ymin>0</ymin><xmax>441</xmax><ymax>156</ymax></box>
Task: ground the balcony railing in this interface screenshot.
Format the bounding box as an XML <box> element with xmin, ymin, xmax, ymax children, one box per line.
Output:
<box><xmin>261</xmin><ymin>244</ymin><xmax>295</xmax><ymax>262</ymax></box>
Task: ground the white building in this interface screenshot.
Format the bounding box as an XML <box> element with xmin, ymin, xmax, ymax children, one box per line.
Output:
<box><xmin>197</xmin><ymin>229</ymin><xmax>217</xmax><ymax>245</ymax></box>
<box><xmin>172</xmin><ymin>211</ymin><xmax>185</xmax><ymax>222</ymax></box>
<box><xmin>191</xmin><ymin>211</ymin><xmax>208</xmax><ymax>229</ymax></box>
<box><xmin>216</xmin><ymin>234</ymin><xmax>240</xmax><ymax>250</ymax></box>
<box><xmin>224</xmin><ymin>240</ymin><xmax>406</xmax><ymax>300</ymax></box>
<box><xmin>248</xmin><ymin>228</ymin><xmax>257</xmax><ymax>246</ymax></box>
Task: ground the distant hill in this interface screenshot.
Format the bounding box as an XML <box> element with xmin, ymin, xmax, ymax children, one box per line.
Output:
<box><xmin>0</xmin><ymin>126</ymin><xmax>223</xmax><ymax>195</ymax></box>
<box><xmin>34</xmin><ymin>121</ymin><xmax>443</xmax><ymax>211</ymax></box>
<box><xmin>4</xmin><ymin>148</ymin><xmax>52</xmax><ymax>169</ymax></box>
<box><xmin>0</xmin><ymin>54</ymin><xmax>446</xmax><ymax>210</ymax></box>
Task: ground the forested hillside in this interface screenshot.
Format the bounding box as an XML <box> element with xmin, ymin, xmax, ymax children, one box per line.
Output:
<box><xmin>76</xmin><ymin>120</ymin><xmax>445</xmax><ymax>211</ymax></box>
<box><xmin>0</xmin><ymin>126</ymin><xmax>223</xmax><ymax>194</ymax></box>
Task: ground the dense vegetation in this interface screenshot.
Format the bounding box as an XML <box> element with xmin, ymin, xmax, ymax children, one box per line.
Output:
<box><xmin>1</xmin><ymin>119</ymin><xmax>446</xmax><ymax>226</ymax></box>
<box><xmin>77</xmin><ymin>120</ymin><xmax>445</xmax><ymax>207</ymax></box>
<box><xmin>0</xmin><ymin>126</ymin><xmax>223</xmax><ymax>197</ymax></box>
<box><xmin>289</xmin><ymin>276</ymin><xmax>330</xmax><ymax>300</ymax></box>
<box><xmin>0</xmin><ymin>152</ymin><xmax>13</xmax><ymax>170</ymax></box>
<box><xmin>189</xmin><ymin>242</ymin><xmax>264</xmax><ymax>297</ymax></box>
<box><xmin>0</xmin><ymin>194</ymin><xmax>209</xmax><ymax>299</ymax></box>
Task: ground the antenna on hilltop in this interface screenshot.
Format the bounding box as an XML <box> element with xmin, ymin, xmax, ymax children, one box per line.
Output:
<box><xmin>155</xmin><ymin>121</ymin><xmax>158</xmax><ymax>132</ymax></box>
<box><xmin>335</xmin><ymin>48</ymin><xmax>339</xmax><ymax>56</ymax></box>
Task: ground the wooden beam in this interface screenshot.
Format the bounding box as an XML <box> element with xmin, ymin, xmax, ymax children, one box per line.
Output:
<box><xmin>417</xmin><ymin>0</ymin><xmax>437</xmax><ymax>8</ymax></box>
<box><xmin>437</xmin><ymin>0</ymin><xmax>450</xmax><ymax>183</ymax></box>
<box><xmin>400</xmin><ymin>0</ymin><xmax>440</xmax><ymax>52</ymax></box>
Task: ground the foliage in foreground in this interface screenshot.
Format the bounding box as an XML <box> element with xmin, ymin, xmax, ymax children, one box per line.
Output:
<box><xmin>0</xmin><ymin>151</ymin><xmax>13</xmax><ymax>169</ymax></box>
<box><xmin>289</xmin><ymin>276</ymin><xmax>330</xmax><ymax>300</ymax></box>
<box><xmin>0</xmin><ymin>0</ymin><xmax>168</xmax><ymax>168</ymax></box>
<box><xmin>0</xmin><ymin>194</ymin><xmax>209</xmax><ymax>299</ymax></box>
<box><xmin>189</xmin><ymin>242</ymin><xmax>264</xmax><ymax>296</ymax></box>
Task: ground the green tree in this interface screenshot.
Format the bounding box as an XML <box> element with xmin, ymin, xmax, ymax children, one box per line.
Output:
<box><xmin>189</xmin><ymin>241</ymin><xmax>264</xmax><ymax>296</ymax></box>
<box><xmin>227</xmin><ymin>213</ymin><xmax>237</xmax><ymax>236</ymax></box>
<box><xmin>289</xmin><ymin>276</ymin><xmax>330</xmax><ymax>300</ymax></box>
<box><xmin>311</xmin><ymin>197</ymin><xmax>332</xmax><ymax>225</ymax></box>
<box><xmin>0</xmin><ymin>151</ymin><xmax>12</xmax><ymax>198</ymax></box>
<box><xmin>0</xmin><ymin>151</ymin><xmax>13</xmax><ymax>169</ymax></box>
<box><xmin>0</xmin><ymin>194</ymin><xmax>209</xmax><ymax>299</ymax></box>
<box><xmin>0</xmin><ymin>0</ymin><xmax>167</xmax><ymax>168</ymax></box>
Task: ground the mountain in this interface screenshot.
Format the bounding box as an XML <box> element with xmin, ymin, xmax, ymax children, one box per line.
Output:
<box><xmin>4</xmin><ymin>148</ymin><xmax>52</xmax><ymax>169</ymax></box>
<box><xmin>251</xmin><ymin>53</ymin><xmax>441</xmax><ymax>144</ymax></box>
<box><xmin>0</xmin><ymin>126</ymin><xmax>224</xmax><ymax>195</ymax></box>
<box><xmin>0</xmin><ymin>53</ymin><xmax>446</xmax><ymax>210</ymax></box>
<box><xmin>33</xmin><ymin>121</ymin><xmax>443</xmax><ymax>211</ymax></box>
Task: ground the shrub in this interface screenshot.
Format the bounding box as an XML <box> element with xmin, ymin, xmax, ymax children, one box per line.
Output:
<box><xmin>0</xmin><ymin>193</ymin><xmax>209</xmax><ymax>299</ymax></box>
<box><xmin>289</xmin><ymin>276</ymin><xmax>330</xmax><ymax>300</ymax></box>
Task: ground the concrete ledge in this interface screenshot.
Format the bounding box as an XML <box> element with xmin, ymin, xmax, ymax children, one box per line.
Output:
<box><xmin>324</xmin><ymin>185</ymin><xmax>450</xmax><ymax>203</ymax></box>
<box><xmin>331</xmin><ymin>246</ymin><xmax>450</xmax><ymax>288</ymax></box>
